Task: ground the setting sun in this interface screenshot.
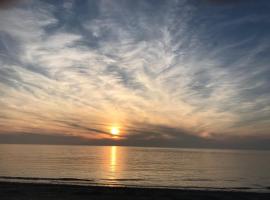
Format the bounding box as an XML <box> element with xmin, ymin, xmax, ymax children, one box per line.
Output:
<box><xmin>110</xmin><ymin>127</ymin><xmax>120</xmax><ymax>136</ymax></box>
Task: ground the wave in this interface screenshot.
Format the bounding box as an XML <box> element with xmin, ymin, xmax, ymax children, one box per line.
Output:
<box><xmin>0</xmin><ymin>176</ymin><xmax>94</xmax><ymax>182</ymax></box>
<box><xmin>101</xmin><ymin>178</ymin><xmax>145</xmax><ymax>181</ymax></box>
<box><xmin>0</xmin><ymin>176</ymin><xmax>269</xmax><ymax>192</ymax></box>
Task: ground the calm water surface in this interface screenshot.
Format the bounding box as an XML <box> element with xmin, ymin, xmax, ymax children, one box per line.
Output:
<box><xmin>0</xmin><ymin>144</ymin><xmax>269</xmax><ymax>191</ymax></box>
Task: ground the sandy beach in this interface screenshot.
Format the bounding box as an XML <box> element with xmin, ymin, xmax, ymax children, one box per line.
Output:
<box><xmin>0</xmin><ymin>181</ymin><xmax>269</xmax><ymax>200</ymax></box>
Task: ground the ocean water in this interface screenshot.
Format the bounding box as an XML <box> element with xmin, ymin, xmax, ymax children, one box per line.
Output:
<box><xmin>0</xmin><ymin>144</ymin><xmax>269</xmax><ymax>192</ymax></box>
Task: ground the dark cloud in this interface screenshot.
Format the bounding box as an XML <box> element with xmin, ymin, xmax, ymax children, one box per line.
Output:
<box><xmin>67</xmin><ymin>122</ymin><xmax>110</xmax><ymax>136</ymax></box>
<box><xmin>0</xmin><ymin>133</ymin><xmax>88</xmax><ymax>145</ymax></box>
<box><xmin>1</xmin><ymin>129</ymin><xmax>269</xmax><ymax>150</ymax></box>
<box><xmin>120</xmin><ymin>124</ymin><xmax>215</xmax><ymax>148</ymax></box>
<box><xmin>204</xmin><ymin>0</ymin><xmax>245</xmax><ymax>5</ymax></box>
<box><xmin>0</xmin><ymin>0</ymin><xmax>20</xmax><ymax>9</ymax></box>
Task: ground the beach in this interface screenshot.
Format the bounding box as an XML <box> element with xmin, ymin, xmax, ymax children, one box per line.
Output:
<box><xmin>0</xmin><ymin>181</ymin><xmax>269</xmax><ymax>200</ymax></box>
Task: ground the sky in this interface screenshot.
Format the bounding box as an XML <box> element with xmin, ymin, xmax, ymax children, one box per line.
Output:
<box><xmin>0</xmin><ymin>0</ymin><xmax>270</xmax><ymax>149</ymax></box>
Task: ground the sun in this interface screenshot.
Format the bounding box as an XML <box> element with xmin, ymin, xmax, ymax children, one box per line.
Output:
<box><xmin>110</xmin><ymin>127</ymin><xmax>120</xmax><ymax>136</ymax></box>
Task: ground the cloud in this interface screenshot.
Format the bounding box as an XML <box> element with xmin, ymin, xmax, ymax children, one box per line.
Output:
<box><xmin>0</xmin><ymin>0</ymin><xmax>270</xmax><ymax>148</ymax></box>
<box><xmin>1</xmin><ymin>126</ymin><xmax>270</xmax><ymax>150</ymax></box>
<box><xmin>0</xmin><ymin>0</ymin><xmax>21</xmax><ymax>10</ymax></box>
<box><xmin>205</xmin><ymin>0</ymin><xmax>243</xmax><ymax>4</ymax></box>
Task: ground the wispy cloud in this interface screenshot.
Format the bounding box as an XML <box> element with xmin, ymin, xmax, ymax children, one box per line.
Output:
<box><xmin>0</xmin><ymin>0</ymin><xmax>270</xmax><ymax>148</ymax></box>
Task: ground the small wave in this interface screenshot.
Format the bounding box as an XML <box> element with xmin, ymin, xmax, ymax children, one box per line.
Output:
<box><xmin>0</xmin><ymin>176</ymin><xmax>94</xmax><ymax>182</ymax></box>
<box><xmin>230</xmin><ymin>187</ymin><xmax>252</xmax><ymax>190</ymax></box>
<box><xmin>101</xmin><ymin>178</ymin><xmax>145</xmax><ymax>181</ymax></box>
<box><xmin>182</xmin><ymin>178</ymin><xmax>213</xmax><ymax>182</ymax></box>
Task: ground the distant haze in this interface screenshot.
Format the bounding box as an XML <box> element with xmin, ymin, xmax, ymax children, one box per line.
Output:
<box><xmin>0</xmin><ymin>0</ymin><xmax>270</xmax><ymax>149</ymax></box>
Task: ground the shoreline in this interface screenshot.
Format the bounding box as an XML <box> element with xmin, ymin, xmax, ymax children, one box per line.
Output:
<box><xmin>0</xmin><ymin>176</ymin><xmax>269</xmax><ymax>192</ymax></box>
<box><xmin>0</xmin><ymin>181</ymin><xmax>270</xmax><ymax>200</ymax></box>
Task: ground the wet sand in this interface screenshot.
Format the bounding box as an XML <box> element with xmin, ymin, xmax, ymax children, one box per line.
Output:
<box><xmin>0</xmin><ymin>181</ymin><xmax>269</xmax><ymax>200</ymax></box>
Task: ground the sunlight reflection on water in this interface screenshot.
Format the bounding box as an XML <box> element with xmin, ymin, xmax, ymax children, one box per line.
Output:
<box><xmin>0</xmin><ymin>144</ymin><xmax>270</xmax><ymax>191</ymax></box>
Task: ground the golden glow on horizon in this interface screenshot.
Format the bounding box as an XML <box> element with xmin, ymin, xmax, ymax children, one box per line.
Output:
<box><xmin>110</xmin><ymin>127</ymin><xmax>120</xmax><ymax>137</ymax></box>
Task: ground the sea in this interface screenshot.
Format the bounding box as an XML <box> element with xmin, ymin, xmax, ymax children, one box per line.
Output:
<box><xmin>0</xmin><ymin>144</ymin><xmax>269</xmax><ymax>192</ymax></box>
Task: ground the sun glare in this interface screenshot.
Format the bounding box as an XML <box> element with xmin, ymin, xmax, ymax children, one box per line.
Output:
<box><xmin>111</xmin><ymin>127</ymin><xmax>119</xmax><ymax>136</ymax></box>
